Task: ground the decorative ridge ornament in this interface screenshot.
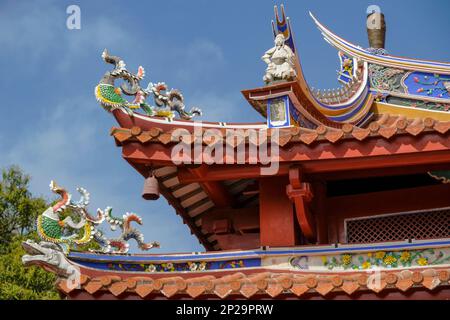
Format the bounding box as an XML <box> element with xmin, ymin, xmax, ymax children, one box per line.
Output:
<box><xmin>272</xmin><ymin>4</ymin><xmax>296</xmax><ymax>53</ymax></box>
<box><xmin>366</xmin><ymin>5</ymin><xmax>386</xmax><ymax>50</ymax></box>
<box><xmin>262</xmin><ymin>33</ymin><xmax>297</xmax><ymax>85</ymax></box>
<box><xmin>22</xmin><ymin>240</ymin><xmax>75</xmax><ymax>278</ymax></box>
<box><xmin>32</xmin><ymin>180</ymin><xmax>159</xmax><ymax>254</ymax></box>
<box><xmin>95</xmin><ymin>49</ymin><xmax>202</xmax><ymax>120</ymax></box>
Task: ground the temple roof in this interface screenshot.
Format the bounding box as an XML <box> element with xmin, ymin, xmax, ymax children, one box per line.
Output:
<box><xmin>93</xmin><ymin>4</ymin><xmax>450</xmax><ymax>254</ymax></box>
<box><xmin>242</xmin><ymin>8</ymin><xmax>450</xmax><ymax>129</ymax></box>
<box><xmin>19</xmin><ymin>5</ymin><xmax>450</xmax><ymax>301</ymax></box>
<box><xmin>109</xmin><ymin>107</ymin><xmax>450</xmax><ymax>250</ymax></box>
<box><xmin>56</xmin><ymin>266</ymin><xmax>450</xmax><ymax>299</ymax></box>
<box><xmin>309</xmin><ymin>12</ymin><xmax>450</xmax><ymax>74</ymax></box>
<box><xmin>111</xmin><ymin>113</ymin><xmax>450</xmax><ymax>147</ymax></box>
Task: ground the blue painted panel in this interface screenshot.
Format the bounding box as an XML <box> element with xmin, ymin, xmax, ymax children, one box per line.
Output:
<box><xmin>403</xmin><ymin>72</ymin><xmax>450</xmax><ymax>99</ymax></box>
<box><xmin>267</xmin><ymin>95</ymin><xmax>291</xmax><ymax>128</ymax></box>
<box><xmin>75</xmin><ymin>257</ymin><xmax>261</xmax><ymax>273</ymax></box>
<box><xmin>289</xmin><ymin>101</ymin><xmax>316</xmax><ymax>129</ymax></box>
<box><xmin>68</xmin><ymin>239</ymin><xmax>450</xmax><ymax>263</ymax></box>
<box><xmin>337</xmin><ymin>52</ymin><xmax>353</xmax><ymax>84</ymax></box>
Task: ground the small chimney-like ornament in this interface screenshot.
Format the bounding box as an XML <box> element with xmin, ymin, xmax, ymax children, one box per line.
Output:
<box><xmin>366</xmin><ymin>5</ymin><xmax>386</xmax><ymax>49</ymax></box>
<box><xmin>142</xmin><ymin>173</ymin><xmax>160</xmax><ymax>200</ymax></box>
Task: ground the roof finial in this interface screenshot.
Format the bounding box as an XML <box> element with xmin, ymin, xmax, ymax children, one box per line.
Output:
<box><xmin>366</xmin><ymin>5</ymin><xmax>386</xmax><ymax>49</ymax></box>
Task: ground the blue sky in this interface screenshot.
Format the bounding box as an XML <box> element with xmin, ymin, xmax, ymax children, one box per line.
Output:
<box><xmin>0</xmin><ymin>0</ymin><xmax>449</xmax><ymax>253</ymax></box>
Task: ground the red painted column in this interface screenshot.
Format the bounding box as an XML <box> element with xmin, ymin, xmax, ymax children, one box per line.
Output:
<box><xmin>259</xmin><ymin>176</ymin><xmax>296</xmax><ymax>247</ymax></box>
<box><xmin>312</xmin><ymin>181</ymin><xmax>328</xmax><ymax>244</ymax></box>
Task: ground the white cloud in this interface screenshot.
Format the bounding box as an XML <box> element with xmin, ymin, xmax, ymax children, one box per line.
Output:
<box><xmin>0</xmin><ymin>1</ymin><xmax>63</xmax><ymax>63</ymax></box>
<box><xmin>0</xmin><ymin>1</ymin><xmax>136</xmax><ymax>72</ymax></box>
<box><xmin>57</xmin><ymin>16</ymin><xmax>136</xmax><ymax>72</ymax></box>
<box><xmin>174</xmin><ymin>39</ymin><xmax>225</xmax><ymax>83</ymax></box>
<box><xmin>188</xmin><ymin>91</ymin><xmax>243</xmax><ymax>122</ymax></box>
<box><xmin>4</xmin><ymin>96</ymin><xmax>96</xmax><ymax>190</ymax></box>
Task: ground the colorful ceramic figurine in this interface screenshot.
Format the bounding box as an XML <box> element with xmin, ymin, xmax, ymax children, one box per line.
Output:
<box><xmin>35</xmin><ymin>180</ymin><xmax>159</xmax><ymax>254</ymax></box>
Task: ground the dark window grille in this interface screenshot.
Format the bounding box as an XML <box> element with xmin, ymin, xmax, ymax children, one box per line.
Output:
<box><xmin>345</xmin><ymin>207</ymin><xmax>450</xmax><ymax>244</ymax></box>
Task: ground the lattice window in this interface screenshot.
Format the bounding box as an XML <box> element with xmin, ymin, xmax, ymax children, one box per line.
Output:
<box><xmin>345</xmin><ymin>208</ymin><xmax>450</xmax><ymax>244</ymax></box>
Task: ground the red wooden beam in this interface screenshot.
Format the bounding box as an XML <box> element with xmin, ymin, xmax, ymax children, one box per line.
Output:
<box><xmin>121</xmin><ymin>133</ymin><xmax>450</xmax><ymax>167</ymax></box>
<box><xmin>286</xmin><ymin>167</ymin><xmax>316</xmax><ymax>242</ymax></box>
<box><xmin>175</xmin><ymin>150</ymin><xmax>450</xmax><ymax>183</ymax></box>
<box><xmin>185</xmin><ymin>166</ymin><xmax>234</xmax><ymax>207</ymax></box>
<box><xmin>177</xmin><ymin>164</ymin><xmax>290</xmax><ymax>183</ymax></box>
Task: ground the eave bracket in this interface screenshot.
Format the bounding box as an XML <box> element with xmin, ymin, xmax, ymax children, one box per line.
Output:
<box><xmin>286</xmin><ymin>167</ymin><xmax>316</xmax><ymax>242</ymax></box>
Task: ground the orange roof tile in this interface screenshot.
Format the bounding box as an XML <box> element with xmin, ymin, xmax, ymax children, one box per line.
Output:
<box><xmin>57</xmin><ymin>267</ymin><xmax>450</xmax><ymax>299</ymax></box>
<box><xmin>110</xmin><ymin>115</ymin><xmax>450</xmax><ymax>148</ymax></box>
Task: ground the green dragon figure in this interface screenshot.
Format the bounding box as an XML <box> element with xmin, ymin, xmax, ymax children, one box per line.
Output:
<box><xmin>95</xmin><ymin>49</ymin><xmax>202</xmax><ymax>120</ymax></box>
<box><xmin>36</xmin><ymin>181</ymin><xmax>159</xmax><ymax>254</ymax></box>
<box><xmin>37</xmin><ymin>181</ymin><xmax>98</xmax><ymax>252</ymax></box>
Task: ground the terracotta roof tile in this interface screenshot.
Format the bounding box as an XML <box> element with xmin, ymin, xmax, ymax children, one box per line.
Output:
<box><xmin>135</xmin><ymin>283</ymin><xmax>154</xmax><ymax>298</ymax></box>
<box><xmin>161</xmin><ymin>282</ymin><xmax>182</xmax><ymax>298</ymax></box>
<box><xmin>136</xmin><ymin>132</ymin><xmax>152</xmax><ymax>143</ymax></box>
<box><xmin>290</xmin><ymin>283</ymin><xmax>309</xmax><ymax>297</ymax></box>
<box><xmin>186</xmin><ymin>280</ymin><xmax>209</xmax><ymax>298</ymax></box>
<box><xmin>111</xmin><ymin>115</ymin><xmax>450</xmax><ymax>148</ymax></box>
<box><xmin>351</xmin><ymin>128</ymin><xmax>371</xmax><ymax>141</ymax></box>
<box><xmin>80</xmin><ymin>274</ymin><xmax>90</xmax><ymax>286</ymax></box>
<box><xmin>438</xmin><ymin>270</ymin><xmax>449</xmax><ymax>282</ymax></box>
<box><xmin>100</xmin><ymin>275</ymin><xmax>120</xmax><ymax>286</ymax></box>
<box><xmin>411</xmin><ymin>271</ymin><xmax>424</xmax><ymax>284</ymax></box>
<box><xmin>325</xmin><ymin>130</ymin><xmax>344</xmax><ymax>143</ymax></box>
<box><xmin>422</xmin><ymin>277</ymin><xmax>440</xmax><ymax>290</ymax></box>
<box><xmin>213</xmin><ymin>282</ymin><xmax>233</xmax><ymax>299</ymax></box>
<box><xmin>315</xmin><ymin>280</ymin><xmax>334</xmax><ymax>296</ymax></box>
<box><xmin>240</xmin><ymin>282</ymin><xmax>259</xmax><ymax>298</ymax></box>
<box><xmin>405</xmin><ymin>124</ymin><xmax>425</xmax><ymax>136</ymax></box>
<box><xmin>357</xmin><ymin>274</ymin><xmax>368</xmax><ymax>286</ymax></box>
<box><xmin>331</xmin><ymin>275</ymin><xmax>343</xmax><ymax>288</ymax></box>
<box><xmin>378</xmin><ymin>126</ymin><xmax>398</xmax><ymax>139</ymax></box>
<box><xmin>423</xmin><ymin>117</ymin><xmax>435</xmax><ymax>128</ymax></box>
<box><xmin>265</xmin><ymin>280</ymin><xmax>284</xmax><ymax>298</ymax></box>
<box><xmin>434</xmin><ymin>121</ymin><xmax>450</xmax><ymax>134</ymax></box>
<box><xmin>61</xmin><ymin>267</ymin><xmax>450</xmax><ymax>299</ymax></box>
<box><xmin>109</xmin><ymin>281</ymin><xmax>128</xmax><ymax>297</ymax></box>
<box><xmin>57</xmin><ymin>279</ymin><xmax>75</xmax><ymax>295</ymax></box>
<box><xmin>385</xmin><ymin>273</ymin><xmax>398</xmax><ymax>285</ymax></box>
<box><xmin>367</xmin><ymin>278</ymin><xmax>387</xmax><ymax>293</ymax></box>
<box><xmin>279</xmin><ymin>132</ymin><xmax>293</xmax><ymax>146</ymax></box>
<box><xmin>299</xmin><ymin>132</ymin><xmax>319</xmax><ymax>145</ymax></box>
<box><xmin>341</xmin><ymin>280</ymin><xmax>359</xmax><ymax>295</ymax></box>
<box><xmin>341</xmin><ymin>123</ymin><xmax>354</xmax><ymax>134</ymax></box>
<box><xmin>149</xmin><ymin>127</ymin><xmax>162</xmax><ymax>137</ymax></box>
<box><xmin>84</xmin><ymin>279</ymin><xmax>103</xmax><ymax>295</ymax></box>
<box><xmin>368</xmin><ymin>121</ymin><xmax>380</xmax><ymax>133</ymax></box>
<box><xmin>278</xmin><ymin>276</ymin><xmax>294</xmax><ymax>290</ymax></box>
<box><xmin>396</xmin><ymin>278</ymin><xmax>413</xmax><ymax>292</ymax></box>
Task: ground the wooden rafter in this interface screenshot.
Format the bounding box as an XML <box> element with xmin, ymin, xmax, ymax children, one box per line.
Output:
<box><xmin>184</xmin><ymin>165</ymin><xmax>234</xmax><ymax>208</ymax></box>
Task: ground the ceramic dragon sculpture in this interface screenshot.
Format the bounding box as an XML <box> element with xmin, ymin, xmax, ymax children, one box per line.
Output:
<box><xmin>35</xmin><ymin>181</ymin><xmax>159</xmax><ymax>254</ymax></box>
<box><xmin>36</xmin><ymin>181</ymin><xmax>98</xmax><ymax>253</ymax></box>
<box><xmin>90</xmin><ymin>207</ymin><xmax>159</xmax><ymax>254</ymax></box>
<box><xmin>22</xmin><ymin>240</ymin><xmax>75</xmax><ymax>278</ymax></box>
<box><xmin>95</xmin><ymin>49</ymin><xmax>202</xmax><ymax>120</ymax></box>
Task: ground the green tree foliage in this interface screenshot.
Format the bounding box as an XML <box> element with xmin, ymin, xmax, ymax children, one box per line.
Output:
<box><xmin>0</xmin><ymin>166</ymin><xmax>59</xmax><ymax>300</ymax></box>
<box><xmin>0</xmin><ymin>166</ymin><xmax>47</xmax><ymax>246</ymax></box>
<box><xmin>0</xmin><ymin>235</ymin><xmax>59</xmax><ymax>300</ymax></box>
